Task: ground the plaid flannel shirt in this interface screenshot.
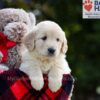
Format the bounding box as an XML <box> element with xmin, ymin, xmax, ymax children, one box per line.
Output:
<box><xmin>0</xmin><ymin>69</ymin><xmax>74</xmax><ymax>100</ymax></box>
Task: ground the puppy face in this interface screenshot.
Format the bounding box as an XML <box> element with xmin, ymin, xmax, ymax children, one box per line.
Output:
<box><xmin>24</xmin><ymin>21</ymin><xmax>68</xmax><ymax>58</ymax></box>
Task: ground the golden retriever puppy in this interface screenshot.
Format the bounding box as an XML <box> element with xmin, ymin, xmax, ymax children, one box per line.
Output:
<box><xmin>20</xmin><ymin>21</ymin><xmax>71</xmax><ymax>92</ymax></box>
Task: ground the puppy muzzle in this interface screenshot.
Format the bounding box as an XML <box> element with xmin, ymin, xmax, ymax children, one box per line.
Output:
<box><xmin>48</xmin><ymin>48</ymin><xmax>55</xmax><ymax>56</ymax></box>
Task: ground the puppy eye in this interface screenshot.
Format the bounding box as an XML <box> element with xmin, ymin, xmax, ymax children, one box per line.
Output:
<box><xmin>56</xmin><ymin>38</ymin><xmax>60</xmax><ymax>42</ymax></box>
<box><xmin>41</xmin><ymin>36</ymin><xmax>47</xmax><ymax>40</ymax></box>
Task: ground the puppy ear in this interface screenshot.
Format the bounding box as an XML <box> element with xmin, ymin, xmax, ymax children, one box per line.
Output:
<box><xmin>61</xmin><ymin>33</ymin><xmax>68</xmax><ymax>54</ymax></box>
<box><xmin>23</xmin><ymin>32</ymin><xmax>35</xmax><ymax>51</ymax></box>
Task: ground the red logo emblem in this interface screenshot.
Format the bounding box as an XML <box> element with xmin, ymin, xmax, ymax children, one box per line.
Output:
<box><xmin>83</xmin><ymin>0</ymin><xmax>93</xmax><ymax>11</ymax></box>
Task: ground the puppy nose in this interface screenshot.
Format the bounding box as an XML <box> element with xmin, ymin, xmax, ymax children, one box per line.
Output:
<box><xmin>48</xmin><ymin>48</ymin><xmax>55</xmax><ymax>54</ymax></box>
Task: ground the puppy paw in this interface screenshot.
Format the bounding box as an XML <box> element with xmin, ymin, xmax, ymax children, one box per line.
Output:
<box><xmin>49</xmin><ymin>78</ymin><xmax>62</xmax><ymax>92</ymax></box>
<box><xmin>30</xmin><ymin>77</ymin><xmax>44</xmax><ymax>91</ymax></box>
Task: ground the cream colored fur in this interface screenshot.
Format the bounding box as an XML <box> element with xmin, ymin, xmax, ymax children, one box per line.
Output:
<box><xmin>20</xmin><ymin>21</ymin><xmax>71</xmax><ymax>92</ymax></box>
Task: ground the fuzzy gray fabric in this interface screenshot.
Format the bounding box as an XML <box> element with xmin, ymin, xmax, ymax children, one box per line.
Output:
<box><xmin>0</xmin><ymin>8</ymin><xmax>36</xmax><ymax>69</ymax></box>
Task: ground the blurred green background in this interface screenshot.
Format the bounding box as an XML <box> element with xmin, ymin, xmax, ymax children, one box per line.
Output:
<box><xmin>0</xmin><ymin>0</ymin><xmax>100</xmax><ymax>100</ymax></box>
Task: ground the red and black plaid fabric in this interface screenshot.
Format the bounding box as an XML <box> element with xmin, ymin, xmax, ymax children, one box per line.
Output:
<box><xmin>0</xmin><ymin>69</ymin><xmax>74</xmax><ymax>100</ymax></box>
